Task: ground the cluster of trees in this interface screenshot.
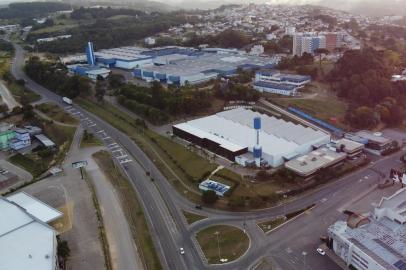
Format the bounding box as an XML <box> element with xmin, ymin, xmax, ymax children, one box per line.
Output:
<box><xmin>213</xmin><ymin>80</ymin><xmax>260</xmax><ymax>101</ymax></box>
<box><xmin>263</xmin><ymin>35</ymin><xmax>293</xmax><ymax>54</ymax></box>
<box><xmin>24</xmin><ymin>57</ymin><xmax>90</xmax><ymax>99</ymax></box>
<box><xmin>313</xmin><ymin>14</ymin><xmax>337</xmax><ymax>28</ymax></box>
<box><xmin>0</xmin><ymin>40</ymin><xmax>14</xmax><ymax>53</ymax></box>
<box><xmin>117</xmin><ymin>82</ymin><xmax>212</xmax><ymax>124</ymax></box>
<box><xmin>184</xmin><ymin>29</ymin><xmax>250</xmax><ymax>49</ymax></box>
<box><xmin>328</xmin><ymin>48</ymin><xmax>406</xmax><ymax>128</ymax></box>
<box><xmin>32</xmin><ymin>13</ymin><xmax>188</xmax><ymax>53</ymax></box>
<box><xmin>70</xmin><ymin>7</ymin><xmax>145</xmax><ymax>20</ymax></box>
<box><xmin>277</xmin><ymin>53</ymin><xmax>319</xmax><ymax>79</ymax></box>
<box><xmin>0</xmin><ymin>2</ymin><xmax>70</xmax><ymax>20</ymax></box>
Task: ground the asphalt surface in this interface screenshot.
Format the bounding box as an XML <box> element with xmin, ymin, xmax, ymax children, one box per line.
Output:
<box><xmin>11</xmin><ymin>43</ymin><xmax>406</xmax><ymax>270</ymax></box>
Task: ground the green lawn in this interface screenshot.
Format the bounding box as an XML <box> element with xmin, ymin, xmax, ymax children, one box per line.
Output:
<box><xmin>93</xmin><ymin>151</ymin><xmax>162</xmax><ymax>270</ymax></box>
<box><xmin>196</xmin><ymin>225</ymin><xmax>249</xmax><ymax>264</ymax></box>
<box><xmin>182</xmin><ymin>210</ymin><xmax>207</xmax><ymax>225</ymax></box>
<box><xmin>36</xmin><ymin>103</ymin><xmax>78</xmax><ymax>125</ymax></box>
<box><xmin>8</xmin><ymin>153</ymin><xmax>47</xmax><ymax>178</ymax></box>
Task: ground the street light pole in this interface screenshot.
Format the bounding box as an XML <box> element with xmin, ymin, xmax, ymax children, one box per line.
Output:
<box><xmin>283</xmin><ymin>194</ymin><xmax>288</xmax><ymax>217</ymax></box>
<box><xmin>214</xmin><ymin>231</ymin><xmax>220</xmax><ymax>262</ymax></box>
<box><xmin>302</xmin><ymin>251</ymin><xmax>307</xmax><ymax>269</ymax></box>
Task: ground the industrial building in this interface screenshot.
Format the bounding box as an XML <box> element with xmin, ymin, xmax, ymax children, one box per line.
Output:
<box><xmin>328</xmin><ymin>188</ymin><xmax>406</xmax><ymax>270</ymax></box>
<box><xmin>134</xmin><ymin>52</ymin><xmax>279</xmax><ymax>86</ymax></box>
<box><xmin>285</xmin><ymin>147</ymin><xmax>347</xmax><ymax>177</ymax></box>
<box><xmin>65</xmin><ymin>43</ymin><xmax>280</xmax><ymax>85</ymax></box>
<box><xmin>0</xmin><ymin>192</ymin><xmax>63</xmax><ymax>270</ymax></box>
<box><xmin>253</xmin><ymin>70</ymin><xmax>311</xmax><ymax>96</ymax></box>
<box><xmin>172</xmin><ymin>108</ymin><xmax>330</xmax><ymax>167</ymax></box>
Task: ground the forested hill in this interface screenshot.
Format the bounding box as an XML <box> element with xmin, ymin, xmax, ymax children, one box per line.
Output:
<box><xmin>0</xmin><ymin>2</ymin><xmax>71</xmax><ymax>20</ymax></box>
<box><xmin>30</xmin><ymin>10</ymin><xmax>189</xmax><ymax>53</ymax></box>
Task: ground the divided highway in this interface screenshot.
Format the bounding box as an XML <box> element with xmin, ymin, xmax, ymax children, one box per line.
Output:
<box><xmin>11</xmin><ymin>43</ymin><xmax>406</xmax><ymax>270</ymax></box>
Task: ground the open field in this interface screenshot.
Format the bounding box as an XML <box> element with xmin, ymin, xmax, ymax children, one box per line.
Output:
<box><xmin>93</xmin><ymin>150</ymin><xmax>162</xmax><ymax>270</ymax></box>
<box><xmin>36</xmin><ymin>102</ymin><xmax>79</xmax><ymax>125</ymax></box>
<box><xmin>182</xmin><ymin>210</ymin><xmax>207</xmax><ymax>225</ymax></box>
<box><xmin>196</xmin><ymin>225</ymin><xmax>249</xmax><ymax>264</ymax></box>
<box><xmin>270</xmin><ymin>81</ymin><xmax>349</xmax><ymax>129</ymax></box>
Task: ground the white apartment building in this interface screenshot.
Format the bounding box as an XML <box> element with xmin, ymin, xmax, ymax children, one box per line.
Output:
<box><xmin>293</xmin><ymin>33</ymin><xmax>326</xmax><ymax>56</ymax></box>
<box><xmin>328</xmin><ymin>188</ymin><xmax>406</xmax><ymax>270</ymax></box>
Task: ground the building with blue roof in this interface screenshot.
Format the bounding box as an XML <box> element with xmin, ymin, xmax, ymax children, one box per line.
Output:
<box><xmin>253</xmin><ymin>70</ymin><xmax>311</xmax><ymax>96</ymax></box>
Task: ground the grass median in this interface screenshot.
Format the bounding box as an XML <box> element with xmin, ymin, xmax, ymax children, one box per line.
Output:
<box><xmin>196</xmin><ymin>225</ymin><xmax>249</xmax><ymax>264</ymax></box>
<box><xmin>182</xmin><ymin>210</ymin><xmax>207</xmax><ymax>225</ymax></box>
<box><xmin>93</xmin><ymin>150</ymin><xmax>162</xmax><ymax>270</ymax></box>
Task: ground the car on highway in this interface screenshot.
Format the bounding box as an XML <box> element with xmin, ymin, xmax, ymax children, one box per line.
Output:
<box><xmin>316</xmin><ymin>248</ymin><xmax>326</xmax><ymax>256</ymax></box>
<box><xmin>195</xmin><ymin>205</ymin><xmax>202</xmax><ymax>210</ymax></box>
<box><xmin>179</xmin><ymin>247</ymin><xmax>185</xmax><ymax>255</ymax></box>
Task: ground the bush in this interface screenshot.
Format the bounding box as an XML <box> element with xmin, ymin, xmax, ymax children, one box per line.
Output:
<box><xmin>249</xmin><ymin>196</ymin><xmax>265</xmax><ymax>208</ymax></box>
<box><xmin>201</xmin><ymin>190</ymin><xmax>218</xmax><ymax>204</ymax></box>
<box><xmin>228</xmin><ymin>196</ymin><xmax>245</xmax><ymax>207</ymax></box>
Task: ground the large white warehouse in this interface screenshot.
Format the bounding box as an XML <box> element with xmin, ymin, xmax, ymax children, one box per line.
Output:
<box><xmin>173</xmin><ymin>108</ymin><xmax>330</xmax><ymax>167</ymax></box>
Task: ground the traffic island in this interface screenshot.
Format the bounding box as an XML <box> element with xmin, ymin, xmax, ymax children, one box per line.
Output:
<box><xmin>182</xmin><ymin>210</ymin><xmax>207</xmax><ymax>225</ymax></box>
<box><xmin>195</xmin><ymin>225</ymin><xmax>249</xmax><ymax>264</ymax></box>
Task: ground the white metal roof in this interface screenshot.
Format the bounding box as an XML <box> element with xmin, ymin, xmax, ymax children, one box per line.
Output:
<box><xmin>174</xmin><ymin>108</ymin><xmax>330</xmax><ymax>157</ymax></box>
<box><xmin>34</xmin><ymin>134</ymin><xmax>56</xmax><ymax>147</ymax></box>
<box><xmin>7</xmin><ymin>192</ymin><xmax>63</xmax><ymax>223</ymax></box>
<box><xmin>0</xmin><ymin>197</ymin><xmax>57</xmax><ymax>270</ymax></box>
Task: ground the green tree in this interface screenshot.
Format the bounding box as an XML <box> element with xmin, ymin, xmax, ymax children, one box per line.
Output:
<box><xmin>201</xmin><ymin>190</ymin><xmax>219</xmax><ymax>204</ymax></box>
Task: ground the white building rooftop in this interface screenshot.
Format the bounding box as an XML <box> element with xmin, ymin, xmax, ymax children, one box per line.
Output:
<box><xmin>0</xmin><ymin>196</ymin><xmax>58</xmax><ymax>270</ymax></box>
<box><xmin>7</xmin><ymin>192</ymin><xmax>63</xmax><ymax>223</ymax></box>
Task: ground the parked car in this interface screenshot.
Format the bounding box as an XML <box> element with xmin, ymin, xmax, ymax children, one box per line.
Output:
<box><xmin>317</xmin><ymin>248</ymin><xmax>326</xmax><ymax>256</ymax></box>
<box><xmin>179</xmin><ymin>247</ymin><xmax>185</xmax><ymax>255</ymax></box>
<box><xmin>195</xmin><ymin>205</ymin><xmax>202</xmax><ymax>210</ymax></box>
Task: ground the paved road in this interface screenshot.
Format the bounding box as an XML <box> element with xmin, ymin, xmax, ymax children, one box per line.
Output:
<box><xmin>11</xmin><ymin>42</ymin><xmax>406</xmax><ymax>270</ymax></box>
<box><xmin>0</xmin><ymin>80</ymin><xmax>19</xmax><ymax>110</ymax></box>
<box><xmin>75</xmin><ymin>133</ymin><xmax>144</xmax><ymax>270</ymax></box>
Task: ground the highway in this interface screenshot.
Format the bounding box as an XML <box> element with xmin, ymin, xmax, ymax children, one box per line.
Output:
<box><xmin>11</xmin><ymin>43</ymin><xmax>406</xmax><ymax>270</ymax></box>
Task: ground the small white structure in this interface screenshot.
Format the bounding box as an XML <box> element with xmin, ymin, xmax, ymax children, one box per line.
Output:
<box><xmin>199</xmin><ymin>180</ymin><xmax>230</xmax><ymax>196</ymax></box>
<box><xmin>250</xmin><ymin>45</ymin><xmax>264</xmax><ymax>56</ymax></box>
<box><xmin>144</xmin><ymin>37</ymin><xmax>156</xmax><ymax>46</ymax></box>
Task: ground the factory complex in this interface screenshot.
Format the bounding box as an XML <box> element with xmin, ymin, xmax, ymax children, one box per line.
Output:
<box><xmin>66</xmin><ymin>43</ymin><xmax>280</xmax><ymax>85</ymax></box>
<box><xmin>173</xmin><ymin>108</ymin><xmax>330</xmax><ymax>168</ymax></box>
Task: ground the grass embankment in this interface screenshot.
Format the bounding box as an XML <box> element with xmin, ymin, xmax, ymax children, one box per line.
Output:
<box><xmin>36</xmin><ymin>103</ymin><xmax>79</xmax><ymax>125</ymax></box>
<box><xmin>80</xmin><ymin>131</ymin><xmax>103</xmax><ymax>148</ymax></box>
<box><xmin>257</xmin><ymin>204</ymin><xmax>316</xmax><ymax>234</ymax></box>
<box><xmin>8</xmin><ymin>118</ymin><xmax>76</xmax><ymax>177</ymax></box>
<box><xmin>182</xmin><ymin>210</ymin><xmax>207</xmax><ymax>225</ymax></box>
<box><xmin>76</xmin><ymin>98</ymin><xmax>215</xmax><ymax>201</ymax></box>
<box><xmin>196</xmin><ymin>225</ymin><xmax>249</xmax><ymax>264</ymax></box>
<box><xmin>93</xmin><ymin>150</ymin><xmax>162</xmax><ymax>270</ymax></box>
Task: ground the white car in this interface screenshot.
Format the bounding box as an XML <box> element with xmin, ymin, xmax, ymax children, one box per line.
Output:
<box><xmin>179</xmin><ymin>247</ymin><xmax>185</xmax><ymax>255</ymax></box>
<box><xmin>317</xmin><ymin>248</ymin><xmax>326</xmax><ymax>256</ymax></box>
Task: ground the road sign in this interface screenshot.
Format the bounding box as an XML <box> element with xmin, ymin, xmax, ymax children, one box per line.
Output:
<box><xmin>72</xmin><ymin>160</ymin><xmax>88</xmax><ymax>169</ymax></box>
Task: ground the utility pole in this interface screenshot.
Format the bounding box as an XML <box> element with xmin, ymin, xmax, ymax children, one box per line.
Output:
<box><xmin>214</xmin><ymin>231</ymin><xmax>220</xmax><ymax>262</ymax></box>
<box><xmin>283</xmin><ymin>194</ymin><xmax>288</xmax><ymax>217</ymax></box>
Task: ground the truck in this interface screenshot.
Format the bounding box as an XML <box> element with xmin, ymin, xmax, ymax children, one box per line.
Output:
<box><xmin>62</xmin><ymin>97</ymin><xmax>73</xmax><ymax>105</ymax></box>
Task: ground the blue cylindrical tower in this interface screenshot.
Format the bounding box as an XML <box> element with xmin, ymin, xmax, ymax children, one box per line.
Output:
<box><xmin>253</xmin><ymin>116</ymin><xmax>262</xmax><ymax>167</ymax></box>
<box><xmin>254</xmin><ymin>116</ymin><xmax>261</xmax><ymax>130</ymax></box>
